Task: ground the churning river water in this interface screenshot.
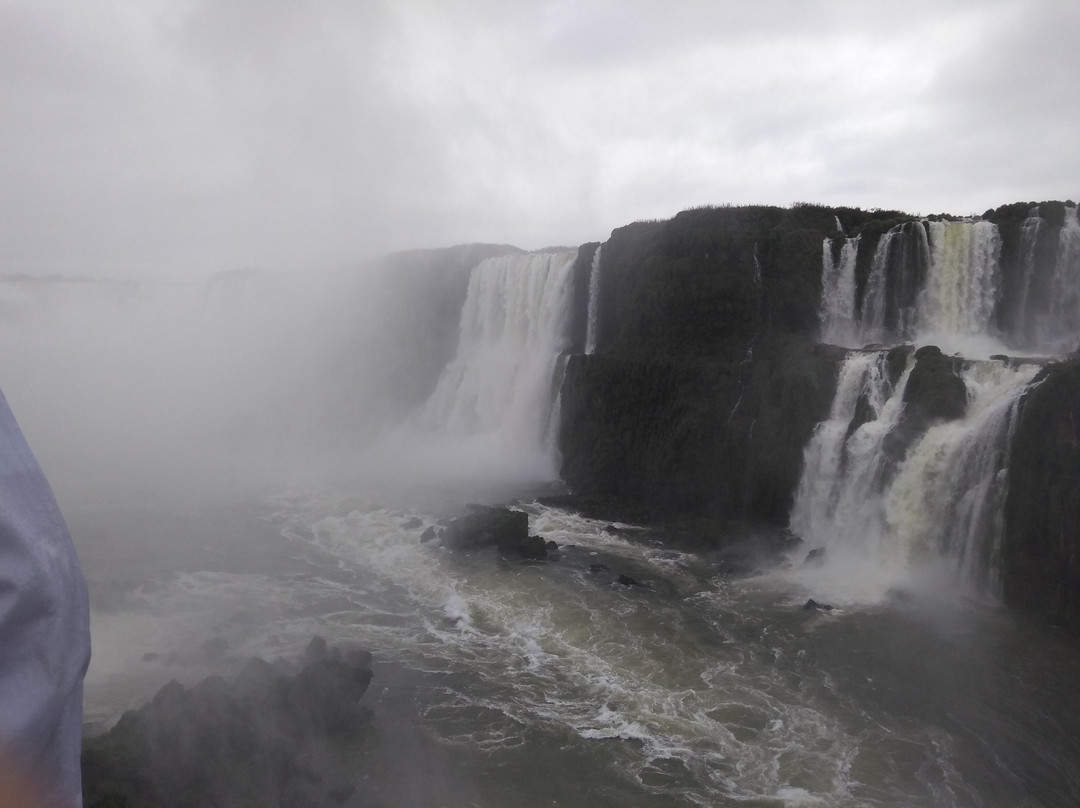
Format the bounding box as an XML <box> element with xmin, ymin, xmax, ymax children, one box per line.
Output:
<box><xmin>74</xmin><ymin>485</ymin><xmax>1080</xmax><ymax>808</ymax></box>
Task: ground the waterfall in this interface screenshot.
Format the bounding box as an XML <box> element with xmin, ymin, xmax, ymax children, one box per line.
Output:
<box><xmin>851</xmin><ymin>222</ymin><xmax>932</xmax><ymax>345</ymax></box>
<box><xmin>1012</xmin><ymin>207</ymin><xmax>1045</xmax><ymax>344</ymax></box>
<box><xmin>1045</xmin><ymin>204</ymin><xmax>1080</xmax><ymax>352</ymax></box>
<box><xmin>859</xmin><ymin>228</ymin><xmax>904</xmax><ymax>343</ymax></box>
<box><xmin>888</xmin><ymin>362</ymin><xmax>1039</xmax><ymax>593</ymax></box>
<box><xmin>820</xmin><ymin>220</ymin><xmax>1011</xmax><ymax>355</ymax></box>
<box><xmin>584</xmin><ymin>246</ymin><xmax>602</xmax><ymax>355</ymax></box>
<box><xmin>819</xmin><ymin>236</ymin><xmax>860</xmax><ymax>346</ymax></box>
<box><xmin>789</xmin><ymin>351</ymin><xmax>912</xmax><ymax>567</ymax></box>
<box><xmin>917</xmin><ymin>221</ymin><xmax>1001</xmax><ymax>347</ymax></box>
<box><xmin>789</xmin><ymin>351</ymin><xmax>1040</xmax><ymax>600</ymax></box>
<box><xmin>420</xmin><ymin>251</ymin><xmax>578</xmax><ymax>478</ymax></box>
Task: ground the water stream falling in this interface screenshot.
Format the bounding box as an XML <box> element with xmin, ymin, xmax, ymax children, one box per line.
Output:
<box><xmin>918</xmin><ymin>221</ymin><xmax>1001</xmax><ymax>347</ymax></box>
<box><xmin>584</xmin><ymin>245</ymin><xmax>602</xmax><ymax>355</ymax></box>
<box><xmin>1012</xmin><ymin>206</ymin><xmax>1045</xmax><ymax>342</ymax></box>
<box><xmin>404</xmin><ymin>250</ymin><xmax>578</xmax><ymax>482</ymax></box>
<box><xmin>801</xmin><ymin>210</ymin><xmax>1074</xmax><ymax>600</ymax></box>
<box><xmin>1046</xmin><ymin>204</ymin><xmax>1080</xmax><ymax>351</ymax></box>
<box><xmin>817</xmin><ymin>214</ymin><xmax>1080</xmax><ymax>356</ymax></box>
<box><xmin>789</xmin><ymin>351</ymin><xmax>1039</xmax><ymax>601</ymax></box>
<box><xmin>819</xmin><ymin>236</ymin><xmax>860</xmax><ymax>346</ymax></box>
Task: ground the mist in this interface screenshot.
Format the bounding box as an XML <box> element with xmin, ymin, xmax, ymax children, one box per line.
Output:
<box><xmin>0</xmin><ymin>245</ymin><xmax>572</xmax><ymax>511</ymax></box>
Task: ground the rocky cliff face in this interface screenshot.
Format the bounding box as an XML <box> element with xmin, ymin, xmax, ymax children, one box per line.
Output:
<box><xmin>558</xmin><ymin>205</ymin><xmax>889</xmax><ymax>522</ymax></box>
<box><xmin>556</xmin><ymin>201</ymin><xmax>1080</xmax><ymax>634</ymax></box>
<box><xmin>1004</xmin><ymin>357</ymin><xmax>1080</xmax><ymax>632</ymax></box>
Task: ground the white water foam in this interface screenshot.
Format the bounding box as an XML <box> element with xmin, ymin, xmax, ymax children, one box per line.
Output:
<box><xmin>787</xmin><ymin>353</ymin><xmax>1040</xmax><ymax>604</ymax></box>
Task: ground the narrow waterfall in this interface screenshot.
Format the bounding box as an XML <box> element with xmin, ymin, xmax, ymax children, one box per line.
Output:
<box><xmin>789</xmin><ymin>351</ymin><xmax>913</xmax><ymax>570</ymax></box>
<box><xmin>789</xmin><ymin>352</ymin><xmax>1040</xmax><ymax>600</ymax></box>
<box><xmin>1046</xmin><ymin>204</ymin><xmax>1080</xmax><ymax>352</ymax></box>
<box><xmin>420</xmin><ymin>251</ymin><xmax>578</xmax><ymax>478</ymax></box>
<box><xmin>1012</xmin><ymin>207</ymin><xmax>1045</xmax><ymax>343</ymax></box>
<box><xmin>584</xmin><ymin>245</ymin><xmax>602</xmax><ymax>355</ymax></box>
<box><xmin>860</xmin><ymin>221</ymin><xmax>931</xmax><ymax>344</ymax></box>
<box><xmin>819</xmin><ymin>236</ymin><xmax>859</xmax><ymax>346</ymax></box>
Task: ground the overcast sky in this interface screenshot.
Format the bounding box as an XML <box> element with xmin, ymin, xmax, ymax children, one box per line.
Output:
<box><xmin>2</xmin><ymin>0</ymin><xmax>1077</xmax><ymax>279</ymax></box>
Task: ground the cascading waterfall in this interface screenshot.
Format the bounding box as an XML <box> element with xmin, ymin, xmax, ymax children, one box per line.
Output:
<box><xmin>790</xmin><ymin>351</ymin><xmax>1040</xmax><ymax>599</ymax></box>
<box><xmin>789</xmin><ymin>352</ymin><xmax>912</xmax><ymax>573</ymax></box>
<box><xmin>584</xmin><ymin>246</ymin><xmax>602</xmax><ymax>355</ymax></box>
<box><xmin>420</xmin><ymin>251</ymin><xmax>578</xmax><ymax>479</ymax></box>
<box><xmin>887</xmin><ymin>362</ymin><xmax>1040</xmax><ymax>593</ymax></box>
<box><xmin>799</xmin><ymin>209</ymin><xmax>1080</xmax><ymax>598</ymax></box>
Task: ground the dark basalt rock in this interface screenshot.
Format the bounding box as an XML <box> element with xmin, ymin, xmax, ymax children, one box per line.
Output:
<box><xmin>516</xmin><ymin>534</ymin><xmax>549</xmax><ymax>560</ymax></box>
<box><xmin>881</xmin><ymin>345</ymin><xmax>968</xmax><ymax>469</ymax></box>
<box><xmin>803</xmin><ymin>598</ymin><xmax>834</xmax><ymax>612</ymax></box>
<box><xmin>1003</xmin><ymin>357</ymin><xmax>1080</xmax><ymax>636</ymax></box>
<box><xmin>903</xmin><ymin>346</ymin><xmax>968</xmax><ymax>423</ymax></box>
<box><xmin>441</xmin><ymin>506</ymin><xmax>545</xmax><ymax>558</ymax></box>
<box><xmin>82</xmin><ymin>637</ymin><xmax>374</xmax><ymax>808</ymax></box>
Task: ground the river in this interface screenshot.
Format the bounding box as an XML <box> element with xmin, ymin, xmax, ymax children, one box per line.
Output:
<box><xmin>74</xmin><ymin>484</ymin><xmax>1080</xmax><ymax>808</ymax></box>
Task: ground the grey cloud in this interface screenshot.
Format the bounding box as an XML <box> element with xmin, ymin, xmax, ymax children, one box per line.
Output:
<box><xmin>0</xmin><ymin>0</ymin><xmax>1075</xmax><ymax>279</ymax></box>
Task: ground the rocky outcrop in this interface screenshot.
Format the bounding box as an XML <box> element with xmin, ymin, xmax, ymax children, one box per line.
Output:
<box><xmin>1003</xmin><ymin>357</ymin><xmax>1080</xmax><ymax>635</ymax></box>
<box><xmin>879</xmin><ymin>345</ymin><xmax>968</xmax><ymax>468</ymax></box>
<box><xmin>82</xmin><ymin>637</ymin><xmax>374</xmax><ymax>808</ymax></box>
<box><xmin>440</xmin><ymin>506</ymin><xmax>546</xmax><ymax>559</ymax></box>
<box><xmin>903</xmin><ymin>346</ymin><xmax>968</xmax><ymax>424</ymax></box>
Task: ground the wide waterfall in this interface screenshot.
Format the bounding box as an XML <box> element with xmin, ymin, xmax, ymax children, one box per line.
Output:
<box><xmin>0</xmin><ymin>249</ymin><xmax>578</xmax><ymax>501</ymax></box>
<box><xmin>402</xmin><ymin>250</ymin><xmax>578</xmax><ymax>484</ymax></box>
<box><xmin>819</xmin><ymin>205</ymin><xmax>1080</xmax><ymax>356</ymax></box>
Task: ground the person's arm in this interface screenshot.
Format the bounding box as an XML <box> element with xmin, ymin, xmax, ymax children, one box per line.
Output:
<box><xmin>0</xmin><ymin>388</ymin><xmax>91</xmax><ymax>808</ymax></box>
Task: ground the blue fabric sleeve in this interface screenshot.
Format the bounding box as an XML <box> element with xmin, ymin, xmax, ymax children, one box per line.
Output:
<box><xmin>0</xmin><ymin>387</ymin><xmax>91</xmax><ymax>808</ymax></box>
